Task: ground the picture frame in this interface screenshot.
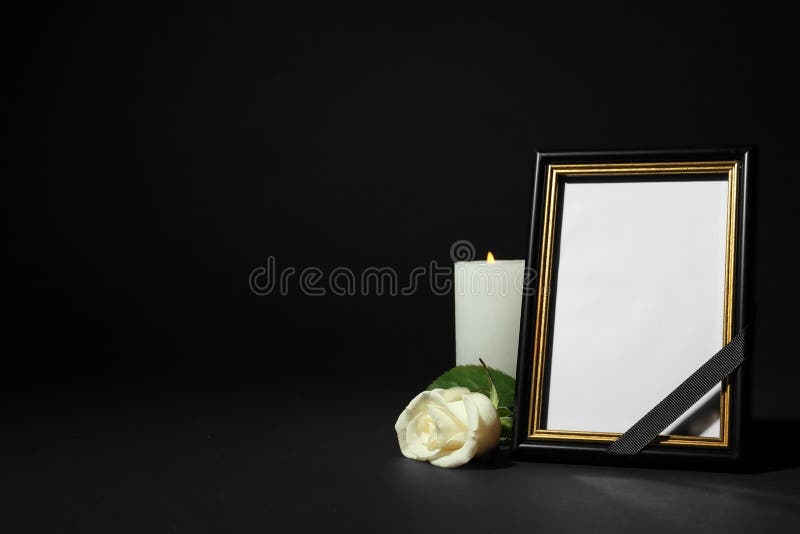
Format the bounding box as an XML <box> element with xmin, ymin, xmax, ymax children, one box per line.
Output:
<box><xmin>511</xmin><ymin>148</ymin><xmax>754</xmax><ymax>468</ymax></box>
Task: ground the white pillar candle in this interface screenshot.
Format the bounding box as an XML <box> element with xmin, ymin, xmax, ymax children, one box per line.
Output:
<box><xmin>455</xmin><ymin>253</ymin><xmax>525</xmax><ymax>377</ymax></box>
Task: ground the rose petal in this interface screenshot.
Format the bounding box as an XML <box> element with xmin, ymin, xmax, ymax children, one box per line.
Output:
<box><xmin>395</xmin><ymin>389</ymin><xmax>468</xmax><ymax>462</ymax></box>
<box><xmin>445</xmin><ymin>400</ymin><xmax>468</xmax><ymax>424</ymax></box>
<box><xmin>468</xmin><ymin>392</ymin><xmax>501</xmax><ymax>457</ymax></box>
<box><xmin>395</xmin><ymin>387</ymin><xmax>501</xmax><ymax>469</ymax></box>
<box><xmin>403</xmin><ymin>412</ymin><xmax>441</xmax><ymax>460</ymax></box>
<box><xmin>438</xmin><ymin>387</ymin><xmax>471</xmax><ymax>403</ymax></box>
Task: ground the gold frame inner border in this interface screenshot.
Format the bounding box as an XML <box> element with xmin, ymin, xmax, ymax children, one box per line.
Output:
<box><xmin>528</xmin><ymin>161</ymin><xmax>739</xmax><ymax>448</ymax></box>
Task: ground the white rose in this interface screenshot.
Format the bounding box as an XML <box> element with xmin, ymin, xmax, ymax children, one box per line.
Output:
<box><xmin>394</xmin><ymin>387</ymin><xmax>501</xmax><ymax>468</ymax></box>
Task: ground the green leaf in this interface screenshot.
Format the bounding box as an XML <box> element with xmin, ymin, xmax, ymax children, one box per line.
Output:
<box><xmin>496</xmin><ymin>406</ymin><xmax>512</xmax><ymax>418</ymax></box>
<box><xmin>500</xmin><ymin>417</ymin><xmax>513</xmax><ymax>439</ymax></box>
<box><xmin>427</xmin><ymin>364</ymin><xmax>515</xmax><ymax>410</ymax></box>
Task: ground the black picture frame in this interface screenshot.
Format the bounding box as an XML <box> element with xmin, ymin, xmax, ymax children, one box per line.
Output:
<box><xmin>511</xmin><ymin>148</ymin><xmax>754</xmax><ymax>469</ymax></box>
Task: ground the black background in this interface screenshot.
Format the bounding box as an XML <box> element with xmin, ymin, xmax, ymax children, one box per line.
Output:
<box><xmin>5</xmin><ymin>2</ymin><xmax>800</xmax><ymax>532</ymax></box>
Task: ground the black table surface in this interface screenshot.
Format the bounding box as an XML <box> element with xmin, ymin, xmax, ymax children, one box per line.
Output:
<box><xmin>2</xmin><ymin>383</ymin><xmax>799</xmax><ymax>533</ymax></box>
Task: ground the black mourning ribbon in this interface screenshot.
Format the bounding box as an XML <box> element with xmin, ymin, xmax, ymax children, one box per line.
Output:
<box><xmin>605</xmin><ymin>329</ymin><xmax>747</xmax><ymax>456</ymax></box>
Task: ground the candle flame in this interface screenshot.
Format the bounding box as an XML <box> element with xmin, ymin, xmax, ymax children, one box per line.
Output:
<box><xmin>486</xmin><ymin>251</ymin><xmax>495</xmax><ymax>263</ymax></box>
